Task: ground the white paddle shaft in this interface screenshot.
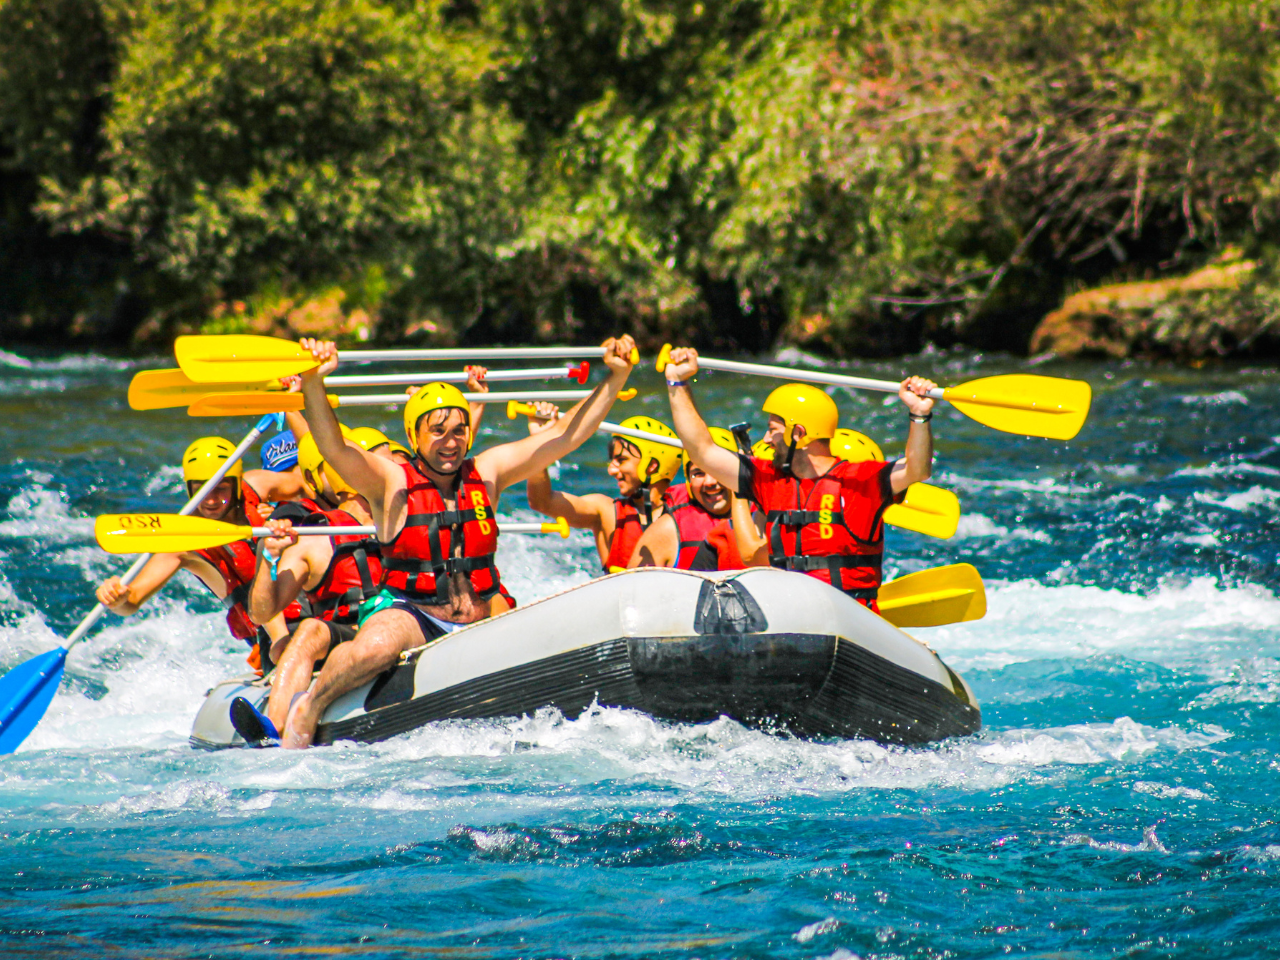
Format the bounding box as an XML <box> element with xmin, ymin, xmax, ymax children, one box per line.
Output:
<box><xmin>255</xmin><ymin>523</ymin><xmax>555</xmax><ymax>537</ymax></box>
<box><xmin>336</xmin><ymin>390</ymin><xmax>594</xmax><ymax>407</ymax></box>
<box><xmin>685</xmin><ymin>356</ymin><xmax>942</xmax><ymax>400</ymax></box>
<box><xmin>340</xmin><ymin>346</ymin><xmax>605</xmax><ymax>362</ymax></box>
<box><xmin>328</xmin><ymin>365</ymin><xmax>584</xmax><ymax>387</ymax></box>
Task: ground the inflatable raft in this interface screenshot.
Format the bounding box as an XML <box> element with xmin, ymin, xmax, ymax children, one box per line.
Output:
<box><xmin>191</xmin><ymin>567</ymin><xmax>981</xmax><ymax>749</ymax></box>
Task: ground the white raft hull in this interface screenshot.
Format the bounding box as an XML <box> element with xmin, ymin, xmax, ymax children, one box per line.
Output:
<box><xmin>191</xmin><ymin>567</ymin><xmax>980</xmax><ymax>749</ymax></box>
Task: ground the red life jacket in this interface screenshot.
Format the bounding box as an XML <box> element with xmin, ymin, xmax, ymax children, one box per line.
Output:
<box><xmin>747</xmin><ymin>456</ymin><xmax>895</xmax><ymax>606</ymax></box>
<box><xmin>242</xmin><ymin>483</ymin><xmax>266</xmax><ymax>524</ymax></box>
<box><xmin>196</xmin><ymin>538</ymin><xmax>259</xmax><ymax>640</ymax></box>
<box><xmin>669</xmin><ymin>494</ymin><xmax>728</xmax><ymax>570</ymax></box>
<box><xmin>687</xmin><ymin>519</ymin><xmax>748</xmax><ymax>572</ymax></box>
<box><xmin>603</xmin><ymin>499</ymin><xmax>645</xmax><ymax>573</ymax></box>
<box><xmin>380</xmin><ymin>459</ymin><xmax>504</xmax><ymax>605</ymax></box>
<box><xmin>196</xmin><ymin>485</ymin><xmax>304</xmax><ymax>641</ymax></box>
<box><xmin>305</xmin><ymin>508</ymin><xmax>382</xmax><ymax>624</ymax></box>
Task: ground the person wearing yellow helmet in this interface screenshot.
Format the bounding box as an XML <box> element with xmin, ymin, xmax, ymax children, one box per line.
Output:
<box><xmin>277</xmin><ymin>334</ymin><xmax>639</xmax><ymax>749</ymax></box>
<box><xmin>661</xmin><ymin>346</ymin><xmax>938</xmax><ymax>610</ymax></box>
<box><xmin>236</xmin><ymin>428</ymin><xmax>384</xmax><ymax>744</ymax></box>
<box><xmin>94</xmin><ymin>437</ymin><xmax>291</xmax><ymax>667</ymax></box>
<box><xmin>627</xmin><ymin>427</ymin><xmax>740</xmax><ymax>570</ymax></box>
<box><xmin>349</xmin><ymin>426</ymin><xmax>413</xmax><ymax>465</ymax></box>
<box><xmin>523</xmin><ymin>405</ymin><xmax>679</xmax><ymax>573</ymax></box>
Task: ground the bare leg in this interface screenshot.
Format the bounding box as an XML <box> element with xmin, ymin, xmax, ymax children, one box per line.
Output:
<box><xmin>265</xmin><ymin>619</ymin><xmax>331</xmax><ymax>732</ymax></box>
<box><xmin>282</xmin><ymin>607</ymin><xmax>426</xmax><ymax>749</ymax></box>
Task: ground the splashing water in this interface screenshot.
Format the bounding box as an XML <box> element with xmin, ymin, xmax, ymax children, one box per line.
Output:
<box><xmin>0</xmin><ymin>352</ymin><xmax>1277</xmax><ymax>957</ymax></box>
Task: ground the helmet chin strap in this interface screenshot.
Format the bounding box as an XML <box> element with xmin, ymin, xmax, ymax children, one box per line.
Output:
<box><xmin>778</xmin><ymin>430</ymin><xmax>799</xmax><ymax>478</ymax></box>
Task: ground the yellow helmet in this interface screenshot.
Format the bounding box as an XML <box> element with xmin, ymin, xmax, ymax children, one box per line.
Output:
<box><xmin>297</xmin><ymin>426</ymin><xmax>357</xmax><ymax>500</ymax></box>
<box><xmin>403</xmin><ymin>382</ymin><xmax>471</xmax><ymax>454</ymax></box>
<box><xmin>751</xmin><ymin>438</ymin><xmax>775</xmax><ymax>461</ymax></box>
<box><xmin>349</xmin><ymin>426</ymin><xmax>412</xmax><ymax>458</ymax></box>
<box><xmin>682</xmin><ymin>427</ymin><xmax>737</xmax><ymax>479</ymax></box>
<box><xmin>762</xmin><ymin>383</ymin><xmax>838</xmax><ymax>449</ymax></box>
<box><xmin>830</xmin><ymin>428</ymin><xmax>884</xmax><ymax>463</ymax></box>
<box><xmin>613</xmin><ymin>416</ymin><xmax>680</xmax><ymax>484</ymax></box>
<box><xmin>182</xmin><ymin>437</ymin><xmax>242</xmax><ymax>495</ymax></box>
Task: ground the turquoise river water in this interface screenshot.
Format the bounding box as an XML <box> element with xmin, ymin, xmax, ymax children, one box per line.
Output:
<box><xmin>0</xmin><ymin>346</ymin><xmax>1277</xmax><ymax>958</ymax></box>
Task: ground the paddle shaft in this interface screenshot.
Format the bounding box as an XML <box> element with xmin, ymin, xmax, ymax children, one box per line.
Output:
<box><xmin>681</xmin><ymin>355</ymin><xmax>938</xmax><ymax>400</ymax></box>
<box><xmin>334</xmin><ymin>389</ymin><xmax>594</xmax><ymax>406</ymax></box>
<box><xmin>63</xmin><ymin>414</ymin><xmax>274</xmax><ymax>653</ymax></box>
<box><xmin>340</xmin><ymin>347</ymin><xmax>606</xmax><ymax>362</ymax></box>
<box><xmin>509</xmin><ymin>402</ymin><xmax>684</xmax><ymax>449</ymax></box>
<box><xmin>328</xmin><ymin>363</ymin><xmax>588</xmax><ymax>387</ymax></box>
<box><xmin>252</xmin><ymin>523</ymin><xmax>557</xmax><ymax>537</ymax></box>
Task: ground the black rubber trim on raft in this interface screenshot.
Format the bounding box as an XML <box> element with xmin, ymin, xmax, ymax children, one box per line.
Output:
<box><xmin>315</xmin><ymin>638</ymin><xmax>640</xmax><ymax>745</ymax></box>
<box><xmin>800</xmin><ymin>638</ymin><xmax>981</xmax><ymax>744</ymax></box>
<box><xmin>312</xmin><ymin>632</ymin><xmax>979</xmax><ymax>747</ymax></box>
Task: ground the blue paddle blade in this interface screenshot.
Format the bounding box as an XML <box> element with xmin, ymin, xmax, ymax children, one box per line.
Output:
<box><xmin>0</xmin><ymin>648</ymin><xmax>68</xmax><ymax>754</ymax></box>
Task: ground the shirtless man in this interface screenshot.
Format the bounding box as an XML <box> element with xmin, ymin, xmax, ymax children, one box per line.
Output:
<box><xmin>280</xmin><ymin>335</ymin><xmax>638</xmax><ymax>748</ymax></box>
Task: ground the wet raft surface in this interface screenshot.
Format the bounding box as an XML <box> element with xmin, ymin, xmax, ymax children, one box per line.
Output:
<box><xmin>1</xmin><ymin>351</ymin><xmax>1279</xmax><ymax>957</ymax></box>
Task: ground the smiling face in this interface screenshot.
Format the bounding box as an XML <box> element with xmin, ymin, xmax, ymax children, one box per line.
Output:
<box><xmin>189</xmin><ymin>479</ymin><xmax>237</xmax><ymax>521</ymax></box>
<box><xmin>416</xmin><ymin>407</ymin><xmax>471</xmax><ymax>475</ymax></box>
<box><xmin>688</xmin><ymin>464</ymin><xmax>730</xmax><ymax>516</ymax></box>
<box><xmin>606</xmin><ymin>438</ymin><xmax>647</xmax><ymax>497</ymax></box>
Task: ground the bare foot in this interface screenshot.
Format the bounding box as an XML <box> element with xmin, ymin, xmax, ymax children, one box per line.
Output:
<box><xmin>282</xmin><ymin>691</ymin><xmax>318</xmax><ymax>749</ymax></box>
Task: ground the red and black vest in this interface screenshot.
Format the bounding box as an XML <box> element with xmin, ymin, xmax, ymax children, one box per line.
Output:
<box><xmin>604</xmin><ymin>499</ymin><xmax>645</xmax><ymax>573</ymax></box>
<box><xmin>380</xmin><ymin>459</ymin><xmax>503</xmax><ymax>605</ymax></box>
<box><xmin>304</xmin><ymin>508</ymin><xmax>382</xmax><ymax>624</ymax></box>
<box><xmin>747</xmin><ymin>456</ymin><xmax>895</xmax><ymax>607</ymax></box>
<box><xmin>688</xmin><ymin>519</ymin><xmax>747</xmax><ymax>572</ymax></box>
<box><xmin>667</xmin><ymin>486</ymin><xmax>727</xmax><ymax>570</ymax></box>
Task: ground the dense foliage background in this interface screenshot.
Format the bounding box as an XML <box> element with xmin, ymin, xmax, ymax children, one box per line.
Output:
<box><xmin>2</xmin><ymin>0</ymin><xmax>1278</xmax><ymax>355</ymax></box>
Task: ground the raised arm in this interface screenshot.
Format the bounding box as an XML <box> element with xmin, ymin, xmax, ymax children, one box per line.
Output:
<box><xmin>889</xmin><ymin>376</ymin><xmax>936</xmax><ymax>494</ymax></box>
<box><xmin>663</xmin><ymin>347</ymin><xmax>742</xmax><ymax>493</ymax></box>
<box><xmin>522</xmin><ymin>404</ymin><xmax>610</xmax><ymax>532</ymax></box>
<box><xmin>477</xmin><ymin>336</ymin><xmax>637</xmax><ymax>494</ymax></box>
<box><xmin>298</xmin><ymin>338</ymin><xmax>401</xmax><ymax>513</ymax></box>
<box><xmin>466</xmin><ymin>366</ymin><xmax>488</xmax><ymax>436</ymax></box>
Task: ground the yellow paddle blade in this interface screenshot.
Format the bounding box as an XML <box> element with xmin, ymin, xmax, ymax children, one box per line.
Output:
<box><xmin>176</xmin><ymin>334</ymin><xmax>319</xmax><ymax>383</ymax></box>
<box><xmin>187</xmin><ymin>392</ymin><xmax>341</xmax><ymax>416</ymax></box>
<box><xmin>95</xmin><ymin>514</ymin><xmax>254</xmax><ymax>554</ymax></box>
<box><xmin>128</xmin><ymin>368</ymin><xmax>279</xmax><ymax>410</ymax></box>
<box><xmin>943</xmin><ymin>374</ymin><xmax>1091</xmax><ymax>441</ymax></box>
<box><xmin>878</xmin><ymin>563</ymin><xmax>986</xmax><ymax>628</ymax></box>
<box><xmin>884</xmin><ymin>483</ymin><xmax>960</xmax><ymax>540</ymax></box>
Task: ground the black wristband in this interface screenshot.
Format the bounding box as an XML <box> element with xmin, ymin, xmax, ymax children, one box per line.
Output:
<box><xmin>909</xmin><ymin>412</ymin><xmax>932</xmax><ymax>423</ymax></box>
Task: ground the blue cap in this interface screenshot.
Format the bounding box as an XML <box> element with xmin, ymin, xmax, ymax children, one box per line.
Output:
<box><xmin>261</xmin><ymin>430</ymin><xmax>298</xmax><ymax>471</ymax></box>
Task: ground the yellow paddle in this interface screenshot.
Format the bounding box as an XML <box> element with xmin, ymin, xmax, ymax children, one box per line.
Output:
<box><xmin>185</xmin><ymin>388</ymin><xmax>635</xmax><ymax>417</ymax></box>
<box><xmin>655</xmin><ymin>344</ymin><xmax>1091</xmax><ymax>440</ymax></box>
<box><xmin>884</xmin><ymin>484</ymin><xmax>960</xmax><ymax>540</ymax></box>
<box><xmin>94</xmin><ymin>513</ymin><xmax>571</xmax><ymax>554</ymax></box>
<box><xmin>128</xmin><ymin>369</ymin><xmax>280</xmax><ymax>410</ymax></box>
<box><xmin>175</xmin><ymin>334</ymin><xmax>639</xmax><ymax>382</ymax></box>
<box><xmin>877</xmin><ymin>563</ymin><xmax>986</xmax><ymax>628</ymax></box>
<box><xmin>129</xmin><ymin>364</ymin><xmax>595</xmax><ymax>411</ymax></box>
